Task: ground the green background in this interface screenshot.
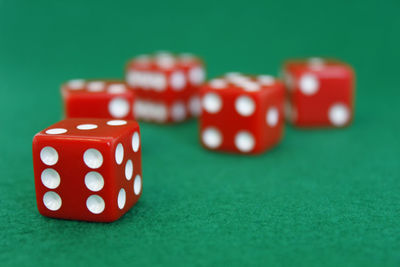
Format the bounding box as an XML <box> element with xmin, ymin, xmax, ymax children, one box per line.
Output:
<box><xmin>1</xmin><ymin>0</ymin><xmax>399</xmax><ymax>266</ymax></box>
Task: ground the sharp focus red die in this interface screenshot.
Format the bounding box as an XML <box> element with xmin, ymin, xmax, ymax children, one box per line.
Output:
<box><xmin>125</xmin><ymin>52</ymin><xmax>205</xmax><ymax>123</ymax></box>
<box><xmin>32</xmin><ymin>118</ymin><xmax>142</xmax><ymax>222</ymax></box>
<box><xmin>62</xmin><ymin>80</ymin><xmax>135</xmax><ymax>120</ymax></box>
<box><xmin>282</xmin><ymin>58</ymin><xmax>355</xmax><ymax>127</ymax></box>
<box><xmin>199</xmin><ymin>73</ymin><xmax>285</xmax><ymax>154</ymax></box>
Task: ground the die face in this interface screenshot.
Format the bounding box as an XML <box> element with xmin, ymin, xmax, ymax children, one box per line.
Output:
<box><xmin>33</xmin><ymin>137</ymin><xmax>115</xmax><ymax>221</ymax></box>
<box><xmin>62</xmin><ymin>80</ymin><xmax>135</xmax><ymax>120</ymax></box>
<box><xmin>32</xmin><ymin>118</ymin><xmax>142</xmax><ymax>222</ymax></box>
<box><xmin>109</xmin><ymin>129</ymin><xmax>142</xmax><ymax>220</ymax></box>
<box><xmin>283</xmin><ymin>58</ymin><xmax>354</xmax><ymax>127</ymax></box>
<box><xmin>199</xmin><ymin>74</ymin><xmax>284</xmax><ymax>154</ymax></box>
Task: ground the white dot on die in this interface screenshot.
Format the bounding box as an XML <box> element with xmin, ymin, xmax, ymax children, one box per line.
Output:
<box><xmin>171</xmin><ymin>102</ymin><xmax>187</xmax><ymax>121</ymax></box>
<box><xmin>202</xmin><ymin>127</ymin><xmax>222</xmax><ymax>149</ymax></box>
<box><xmin>40</xmin><ymin>146</ymin><xmax>59</xmax><ymax>166</ymax></box>
<box><xmin>189</xmin><ymin>96</ymin><xmax>201</xmax><ymax>116</ymax></box>
<box><xmin>170</xmin><ymin>71</ymin><xmax>186</xmax><ymax>91</ymax></box>
<box><xmin>141</xmin><ymin>72</ymin><xmax>153</xmax><ymax>89</ymax></box>
<box><xmin>46</xmin><ymin>128</ymin><xmax>67</xmax><ymax>135</ymax></box>
<box><xmin>86</xmin><ymin>195</ymin><xmax>105</xmax><ymax>214</ymax></box>
<box><xmin>156</xmin><ymin>54</ymin><xmax>175</xmax><ymax>68</ymax></box>
<box><xmin>235</xmin><ymin>131</ymin><xmax>255</xmax><ymax>153</ymax></box>
<box><xmin>126</xmin><ymin>71</ymin><xmax>137</xmax><ymax>87</ymax></box>
<box><xmin>203</xmin><ymin>93</ymin><xmax>222</xmax><ymax>113</ymax></box>
<box><xmin>189</xmin><ymin>67</ymin><xmax>205</xmax><ymax>85</ymax></box>
<box><xmin>125</xmin><ymin>159</ymin><xmax>133</xmax><ymax>180</ymax></box>
<box><xmin>153</xmin><ymin>73</ymin><xmax>167</xmax><ymax>91</ymax></box>
<box><xmin>209</xmin><ymin>79</ymin><xmax>227</xmax><ymax>89</ymax></box>
<box><xmin>108</xmin><ymin>84</ymin><xmax>126</xmax><ymax>94</ymax></box>
<box><xmin>157</xmin><ymin>59</ymin><xmax>175</xmax><ymax>69</ymax></box>
<box><xmin>43</xmin><ymin>191</ymin><xmax>62</xmax><ymax>211</ymax></box>
<box><xmin>67</xmin><ymin>79</ymin><xmax>85</xmax><ymax>90</ymax></box>
<box><xmin>115</xmin><ymin>143</ymin><xmax>124</xmax><ymax>165</ymax></box>
<box><xmin>258</xmin><ymin>75</ymin><xmax>275</xmax><ymax>85</ymax></box>
<box><xmin>107</xmin><ymin>120</ymin><xmax>127</xmax><ymax>126</ymax></box>
<box><xmin>242</xmin><ymin>82</ymin><xmax>260</xmax><ymax>92</ymax></box>
<box><xmin>299</xmin><ymin>74</ymin><xmax>319</xmax><ymax>95</ymax></box>
<box><xmin>84</xmin><ymin>171</ymin><xmax>104</xmax><ymax>192</ymax></box>
<box><xmin>117</xmin><ymin>188</ymin><xmax>126</xmax><ymax>209</ymax></box>
<box><xmin>235</xmin><ymin>96</ymin><xmax>255</xmax><ymax>116</ymax></box>
<box><xmin>83</xmin><ymin>149</ymin><xmax>103</xmax><ymax>169</ymax></box>
<box><xmin>134</xmin><ymin>175</ymin><xmax>142</xmax><ymax>195</ymax></box>
<box><xmin>109</xmin><ymin>97</ymin><xmax>129</xmax><ymax>118</ymax></box>
<box><xmin>228</xmin><ymin>75</ymin><xmax>249</xmax><ymax>84</ymax></box>
<box><xmin>328</xmin><ymin>103</ymin><xmax>350</xmax><ymax>126</ymax></box>
<box><xmin>41</xmin><ymin>168</ymin><xmax>60</xmax><ymax>189</ymax></box>
<box><xmin>87</xmin><ymin>81</ymin><xmax>105</xmax><ymax>92</ymax></box>
<box><xmin>141</xmin><ymin>72</ymin><xmax>151</xmax><ymax>89</ymax></box>
<box><xmin>77</xmin><ymin>124</ymin><xmax>98</xmax><ymax>130</ymax></box>
<box><xmin>266</xmin><ymin>107</ymin><xmax>279</xmax><ymax>127</ymax></box>
<box><xmin>132</xmin><ymin>132</ymin><xmax>140</xmax><ymax>152</ymax></box>
<box><xmin>133</xmin><ymin>101</ymin><xmax>143</xmax><ymax>119</ymax></box>
<box><xmin>135</xmin><ymin>101</ymin><xmax>150</xmax><ymax>120</ymax></box>
<box><xmin>152</xmin><ymin>103</ymin><xmax>168</xmax><ymax>122</ymax></box>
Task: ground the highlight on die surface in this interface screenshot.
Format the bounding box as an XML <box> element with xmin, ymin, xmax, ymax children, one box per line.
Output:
<box><xmin>62</xmin><ymin>80</ymin><xmax>135</xmax><ymax>120</ymax></box>
<box><xmin>199</xmin><ymin>73</ymin><xmax>285</xmax><ymax>154</ymax></box>
<box><xmin>125</xmin><ymin>52</ymin><xmax>205</xmax><ymax>123</ymax></box>
<box><xmin>282</xmin><ymin>58</ymin><xmax>355</xmax><ymax>127</ymax></box>
<box><xmin>32</xmin><ymin>118</ymin><xmax>142</xmax><ymax>222</ymax></box>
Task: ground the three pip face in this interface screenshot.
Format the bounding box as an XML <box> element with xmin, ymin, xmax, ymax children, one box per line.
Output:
<box><xmin>32</xmin><ymin>52</ymin><xmax>355</xmax><ymax>222</ymax></box>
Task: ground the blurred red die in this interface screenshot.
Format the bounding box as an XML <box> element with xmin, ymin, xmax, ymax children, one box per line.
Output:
<box><xmin>199</xmin><ymin>73</ymin><xmax>285</xmax><ymax>154</ymax></box>
<box><xmin>282</xmin><ymin>58</ymin><xmax>355</xmax><ymax>127</ymax></box>
<box><xmin>126</xmin><ymin>52</ymin><xmax>205</xmax><ymax>123</ymax></box>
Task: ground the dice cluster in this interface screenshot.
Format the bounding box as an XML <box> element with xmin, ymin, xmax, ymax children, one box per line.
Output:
<box><xmin>32</xmin><ymin>52</ymin><xmax>355</xmax><ymax>222</ymax></box>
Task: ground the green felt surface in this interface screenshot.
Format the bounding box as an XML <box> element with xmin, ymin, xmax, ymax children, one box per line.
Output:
<box><xmin>1</xmin><ymin>0</ymin><xmax>400</xmax><ymax>266</ymax></box>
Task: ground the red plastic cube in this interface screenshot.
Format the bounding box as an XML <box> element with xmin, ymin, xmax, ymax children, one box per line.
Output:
<box><xmin>125</xmin><ymin>52</ymin><xmax>205</xmax><ymax>123</ymax></box>
<box><xmin>199</xmin><ymin>73</ymin><xmax>285</xmax><ymax>154</ymax></box>
<box><xmin>62</xmin><ymin>80</ymin><xmax>135</xmax><ymax>120</ymax></box>
<box><xmin>32</xmin><ymin>118</ymin><xmax>142</xmax><ymax>222</ymax></box>
<box><xmin>282</xmin><ymin>58</ymin><xmax>355</xmax><ymax>127</ymax></box>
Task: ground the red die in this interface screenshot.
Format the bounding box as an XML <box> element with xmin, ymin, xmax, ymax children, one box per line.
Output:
<box><xmin>282</xmin><ymin>58</ymin><xmax>355</xmax><ymax>127</ymax></box>
<box><xmin>62</xmin><ymin>80</ymin><xmax>135</xmax><ymax>120</ymax></box>
<box><xmin>32</xmin><ymin>118</ymin><xmax>142</xmax><ymax>222</ymax></box>
<box><xmin>126</xmin><ymin>52</ymin><xmax>205</xmax><ymax>123</ymax></box>
<box><xmin>199</xmin><ymin>73</ymin><xmax>285</xmax><ymax>154</ymax></box>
